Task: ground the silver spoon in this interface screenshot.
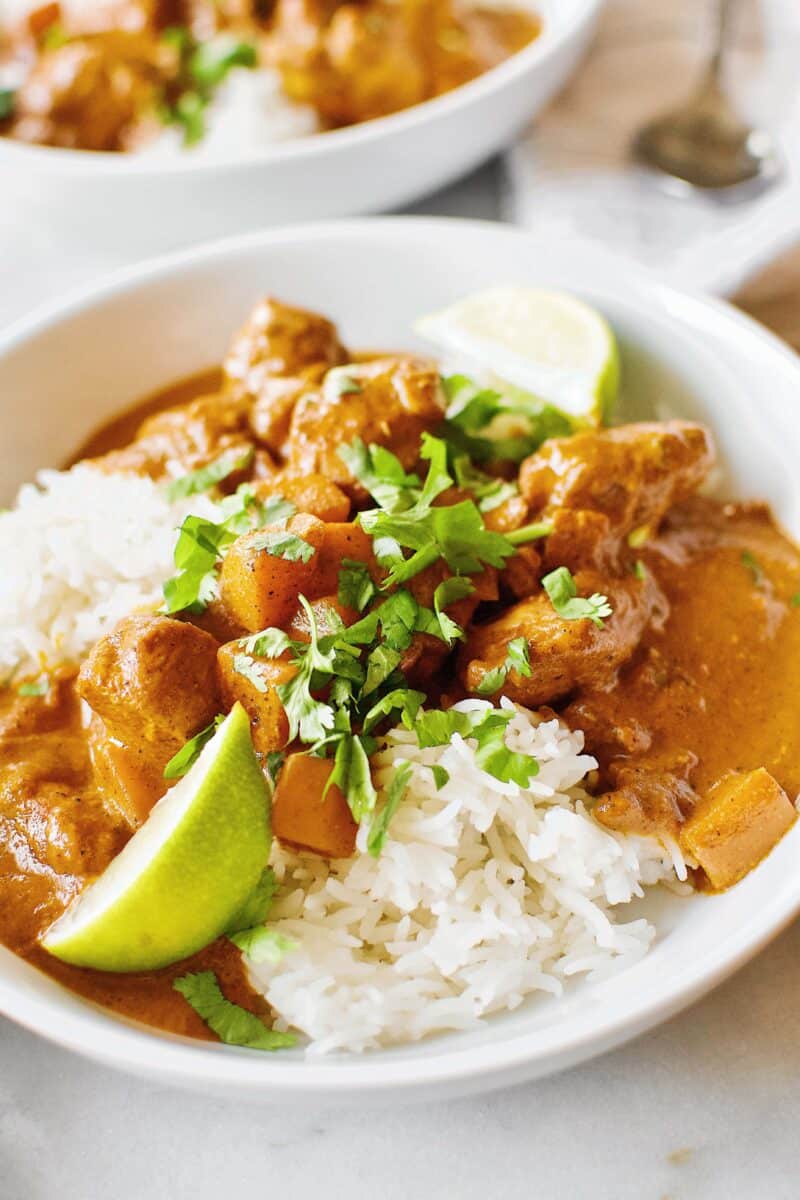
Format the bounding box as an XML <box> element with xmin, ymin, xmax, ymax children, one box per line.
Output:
<box><xmin>632</xmin><ymin>0</ymin><xmax>780</xmax><ymax>192</ymax></box>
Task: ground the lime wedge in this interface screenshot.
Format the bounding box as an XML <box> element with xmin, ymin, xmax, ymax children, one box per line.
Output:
<box><xmin>42</xmin><ymin>703</ymin><xmax>270</xmax><ymax>972</ymax></box>
<box><xmin>416</xmin><ymin>286</ymin><xmax>619</xmax><ymax>425</ymax></box>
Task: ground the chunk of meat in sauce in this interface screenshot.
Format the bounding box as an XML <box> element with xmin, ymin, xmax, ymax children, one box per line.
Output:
<box><xmin>519</xmin><ymin>422</ymin><xmax>715</xmax><ymax>570</ymax></box>
<box><xmin>286</xmin><ymin>356</ymin><xmax>445</xmax><ymax>500</ymax></box>
<box><xmin>225</xmin><ymin>297</ymin><xmax>347</xmax><ymax>453</ymax></box>
<box><xmin>77</xmin><ymin>615</ymin><xmax>222</xmax><ymax>817</ymax></box>
<box><xmin>218</xmin><ymin>512</ymin><xmax>327</xmax><ymax>631</ymax></box>
<box><xmin>460</xmin><ymin>568</ymin><xmax>667</xmax><ymax>706</ymax></box>
<box><xmin>5</xmin><ymin>33</ymin><xmax>167</xmax><ymax>151</ymax></box>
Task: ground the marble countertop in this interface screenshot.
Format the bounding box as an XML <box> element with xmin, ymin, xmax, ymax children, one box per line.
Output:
<box><xmin>3</xmin><ymin>163</ymin><xmax>800</xmax><ymax>1200</ymax></box>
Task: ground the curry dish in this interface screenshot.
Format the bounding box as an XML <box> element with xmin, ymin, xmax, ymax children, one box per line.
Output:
<box><xmin>0</xmin><ymin>0</ymin><xmax>541</xmax><ymax>152</ymax></box>
<box><xmin>1</xmin><ymin>293</ymin><xmax>798</xmax><ymax>1051</ymax></box>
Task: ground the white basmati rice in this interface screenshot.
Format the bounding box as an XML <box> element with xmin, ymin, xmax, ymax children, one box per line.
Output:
<box><xmin>0</xmin><ymin>464</ymin><xmax>215</xmax><ymax>678</ymax></box>
<box><xmin>250</xmin><ymin>700</ymin><xmax>686</xmax><ymax>1054</ymax></box>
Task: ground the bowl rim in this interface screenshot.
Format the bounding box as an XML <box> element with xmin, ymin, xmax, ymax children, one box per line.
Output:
<box><xmin>0</xmin><ymin>0</ymin><xmax>600</xmax><ymax>177</ymax></box>
<box><xmin>2</xmin><ymin>215</ymin><xmax>800</xmax><ymax>1098</ymax></box>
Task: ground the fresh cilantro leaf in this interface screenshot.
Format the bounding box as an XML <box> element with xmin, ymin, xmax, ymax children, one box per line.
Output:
<box><xmin>632</xmin><ymin>559</ymin><xmax>647</xmax><ymax>581</ymax></box>
<box><xmin>189</xmin><ymin>34</ymin><xmax>257</xmax><ymax>88</ymax></box>
<box><xmin>229</xmin><ymin>926</ymin><xmax>297</xmax><ymax>963</ymax></box>
<box><xmin>431</xmin><ymin>765</ymin><xmax>449</xmax><ymax>791</ymax></box>
<box><xmin>166</xmin><ymin>447</ymin><xmax>254</xmax><ymax>501</ymax></box>
<box><xmin>741</xmin><ymin>550</ymin><xmax>765</xmax><ymax>586</ymax></box>
<box><xmin>163</xmin><ymin>484</ymin><xmax>286</xmax><ymax>614</ymax></box>
<box><xmin>433</xmin><ymin>577</ymin><xmax>473</xmax><ymax>645</ymax></box>
<box><xmin>17</xmin><ymin>677</ymin><xmax>49</xmax><ymax>697</ymax></box>
<box><xmin>0</xmin><ymin>88</ymin><xmax>16</xmax><ymax>120</ymax></box>
<box><xmin>542</xmin><ymin>566</ymin><xmax>612</xmax><ymax>628</ymax></box>
<box><xmin>506</xmin><ymin>636</ymin><xmax>532</xmax><ymax>677</ymax></box>
<box><xmin>505</xmin><ymin>521</ymin><xmax>554</xmax><ymax>546</ymax></box>
<box><xmin>241</xmin><ymin>628</ymin><xmax>293</xmax><ymax>659</ymax></box>
<box><xmin>441</xmin><ymin>374</ymin><xmax>573</xmax><ymax>464</ymax></box>
<box><xmin>367</xmin><ymin>760</ymin><xmax>413</xmax><ymax>857</ymax></box>
<box><xmin>173</xmin><ymin>971</ymin><xmax>295</xmax><ymax>1050</ymax></box>
<box><xmin>172</xmin><ymin>89</ymin><xmax>207</xmax><ymax>145</ymax></box>
<box><xmin>363</xmin><ymin>644</ymin><xmax>402</xmax><ymax>697</ymax></box>
<box><xmin>232</xmin><ymin>653</ymin><xmax>269</xmax><ymax>694</ymax></box>
<box><xmin>375</xmin><ymin>589</ymin><xmax>419</xmax><ymax>651</ymax></box>
<box><xmin>362</xmin><ymin>688</ymin><xmax>425</xmax><ymax>734</ymax></box>
<box><xmin>327</xmin><ymin>735</ymin><xmax>377</xmax><ymax>823</ymax></box>
<box><xmin>414</xmin><ymin>707</ymin><xmax>539</xmax><ymax>787</ymax></box>
<box><xmin>337</xmin><ymin>439</ymin><xmax>419</xmax><ymax>512</ymax></box>
<box><xmin>249</xmin><ymin>529</ymin><xmax>316</xmax><ymax>563</ymax></box>
<box><xmin>475</xmin><ymin>666</ymin><xmax>508</xmax><ymax>696</ymax></box>
<box><xmin>163</xmin><ymin>715</ymin><xmax>224</xmax><ymax>779</ymax></box>
<box><xmin>338</xmin><ymin>559</ymin><xmax>377</xmax><ymax>612</ymax></box>
<box><xmin>792</xmin><ymin>593</ymin><xmax>800</xmax><ymax>608</ymax></box>
<box><xmin>226</xmin><ymin>867</ymin><xmax>279</xmax><ymax>933</ymax></box>
<box><xmin>452</xmin><ymin>454</ymin><xmax>519</xmax><ymax>513</ymax></box>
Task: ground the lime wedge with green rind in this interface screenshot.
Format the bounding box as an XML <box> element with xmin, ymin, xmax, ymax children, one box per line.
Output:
<box><xmin>417</xmin><ymin>286</ymin><xmax>620</xmax><ymax>427</ymax></box>
<box><xmin>42</xmin><ymin>703</ymin><xmax>270</xmax><ymax>972</ymax></box>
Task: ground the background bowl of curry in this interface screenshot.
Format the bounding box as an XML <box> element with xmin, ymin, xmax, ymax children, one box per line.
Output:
<box><xmin>0</xmin><ymin>0</ymin><xmax>599</xmax><ymax>263</ymax></box>
<box><xmin>1</xmin><ymin>217</ymin><xmax>800</xmax><ymax>1102</ymax></box>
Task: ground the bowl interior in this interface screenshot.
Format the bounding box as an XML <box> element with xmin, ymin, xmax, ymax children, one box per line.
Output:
<box><xmin>2</xmin><ymin>219</ymin><xmax>800</xmax><ymax>1100</ymax></box>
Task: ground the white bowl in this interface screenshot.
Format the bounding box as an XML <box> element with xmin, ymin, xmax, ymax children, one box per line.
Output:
<box><xmin>1</xmin><ymin>217</ymin><xmax>799</xmax><ymax>1103</ymax></box>
<box><xmin>0</xmin><ymin>0</ymin><xmax>599</xmax><ymax>260</ymax></box>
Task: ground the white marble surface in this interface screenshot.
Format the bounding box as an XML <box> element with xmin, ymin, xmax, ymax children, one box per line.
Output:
<box><xmin>3</xmin><ymin>164</ymin><xmax>800</xmax><ymax>1198</ymax></box>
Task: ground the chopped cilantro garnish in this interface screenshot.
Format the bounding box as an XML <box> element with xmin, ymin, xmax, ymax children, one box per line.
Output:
<box><xmin>415</xmin><ymin>707</ymin><xmax>539</xmax><ymax>787</ymax></box>
<box><xmin>189</xmin><ymin>34</ymin><xmax>257</xmax><ymax>88</ymax></box>
<box><xmin>338</xmin><ymin>438</ymin><xmax>420</xmax><ymax>512</ymax></box>
<box><xmin>367</xmin><ymin>760</ymin><xmax>412</xmax><ymax>857</ymax></box>
<box><xmin>173</xmin><ymin>971</ymin><xmax>295</xmax><ymax>1050</ymax></box>
<box><xmin>229</xmin><ymin>926</ymin><xmax>297</xmax><ymax>964</ymax></box>
<box><xmin>741</xmin><ymin>550</ymin><xmax>765</xmax><ymax>586</ymax></box>
<box><xmin>632</xmin><ymin>559</ymin><xmax>647</xmax><ymax>581</ymax></box>
<box><xmin>249</xmin><ymin>529</ymin><xmax>316</xmax><ymax>563</ymax></box>
<box><xmin>431</xmin><ymin>765</ymin><xmax>449</xmax><ymax>791</ymax></box>
<box><xmin>265</xmin><ymin>750</ymin><xmax>285</xmax><ymax>786</ymax></box>
<box><xmin>226</xmin><ymin>867</ymin><xmax>278</xmax><ymax>933</ymax></box>
<box><xmin>541</xmin><ymin>566</ymin><xmax>612</xmax><ymax>628</ymax></box>
<box><xmin>363</xmin><ymin>644</ymin><xmax>402</xmax><ymax>697</ymax></box>
<box><xmin>165</xmin><ymin>447</ymin><xmax>254</xmax><ymax>501</ymax></box>
<box><xmin>433</xmin><ymin>577</ymin><xmax>473</xmax><ymax>645</ymax></box>
<box><xmin>163</xmin><ymin>715</ymin><xmax>224</xmax><ymax>779</ymax></box>
<box><xmin>440</xmin><ymin>374</ymin><xmax>572</xmax><ymax>465</ymax></box>
<box><xmin>163</xmin><ymin>485</ymin><xmax>292</xmax><ymax>615</ymax></box>
<box><xmin>452</xmin><ymin>454</ymin><xmax>519</xmax><ymax>513</ymax></box>
<box><xmin>792</xmin><ymin>593</ymin><xmax>800</xmax><ymax>608</ymax></box>
<box><xmin>338</xmin><ymin>559</ymin><xmax>377</xmax><ymax>612</ymax></box>
<box><xmin>362</xmin><ymin>687</ymin><xmax>425</xmax><ymax>734</ymax></box>
<box><xmin>17</xmin><ymin>677</ymin><xmax>49</xmax><ymax>697</ymax></box>
<box><xmin>0</xmin><ymin>88</ymin><xmax>16</xmax><ymax>121</ymax></box>
<box><xmin>327</xmin><ymin>734</ymin><xmax>376</xmax><ymax>823</ymax></box>
<box><xmin>475</xmin><ymin>636</ymin><xmax>531</xmax><ymax>695</ymax></box>
<box><xmin>232</xmin><ymin>653</ymin><xmax>270</xmax><ymax>693</ymax></box>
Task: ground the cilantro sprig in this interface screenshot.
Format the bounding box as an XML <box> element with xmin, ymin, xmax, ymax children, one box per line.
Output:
<box><xmin>163</xmin><ymin>714</ymin><xmax>224</xmax><ymax>779</ymax></box>
<box><xmin>159</xmin><ymin>29</ymin><xmax>258</xmax><ymax>147</ymax></box>
<box><xmin>163</xmin><ymin>487</ymin><xmax>295</xmax><ymax>615</ymax></box>
<box><xmin>475</xmin><ymin>637</ymin><xmax>531</xmax><ymax>696</ymax></box>
<box><xmin>173</xmin><ymin>971</ymin><xmax>295</xmax><ymax>1050</ymax></box>
<box><xmin>541</xmin><ymin>566</ymin><xmax>612</xmax><ymax>628</ymax></box>
<box><xmin>165</xmin><ymin>447</ymin><xmax>254</xmax><ymax>501</ymax></box>
<box><xmin>439</xmin><ymin>374</ymin><xmax>572</xmax><ymax>465</ymax></box>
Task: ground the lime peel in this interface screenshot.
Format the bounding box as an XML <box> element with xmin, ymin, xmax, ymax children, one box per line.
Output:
<box><xmin>41</xmin><ymin>702</ymin><xmax>270</xmax><ymax>972</ymax></box>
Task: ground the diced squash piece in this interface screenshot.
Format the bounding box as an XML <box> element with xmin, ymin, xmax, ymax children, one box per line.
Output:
<box><xmin>219</xmin><ymin>513</ymin><xmax>325</xmax><ymax>632</ymax></box>
<box><xmin>310</xmin><ymin>522</ymin><xmax>380</xmax><ymax>596</ymax></box>
<box><xmin>216</xmin><ymin>642</ymin><xmax>295</xmax><ymax>755</ymax></box>
<box><xmin>87</xmin><ymin>714</ymin><xmax>168</xmax><ymax>828</ymax></box>
<box><xmin>680</xmin><ymin>768</ymin><xmax>796</xmax><ymax>890</ymax></box>
<box><xmin>272</xmin><ymin>753</ymin><xmax>357</xmax><ymax>858</ymax></box>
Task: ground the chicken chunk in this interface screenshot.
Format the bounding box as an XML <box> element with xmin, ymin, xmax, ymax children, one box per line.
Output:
<box><xmin>460</xmin><ymin>569</ymin><xmax>664</xmax><ymax>706</ymax></box>
<box><xmin>286</xmin><ymin>356</ymin><xmax>445</xmax><ymax>500</ymax></box>
<box><xmin>519</xmin><ymin>422</ymin><xmax>715</xmax><ymax>570</ymax></box>
<box><xmin>77</xmin><ymin>615</ymin><xmax>222</xmax><ymax>776</ymax></box>
<box><xmin>271</xmin><ymin>752</ymin><xmax>357</xmax><ymax>858</ymax></box>
<box><xmin>252</xmin><ymin>471</ymin><xmax>351</xmax><ymax>524</ymax></box>
<box><xmin>216</xmin><ymin>643</ymin><xmax>295</xmax><ymax>756</ymax></box>
<box><xmin>5</xmin><ymin>33</ymin><xmax>165</xmax><ymax>151</ymax></box>
<box><xmin>98</xmin><ymin>391</ymin><xmax>258</xmax><ymax>480</ymax></box>
<box><xmin>224</xmin><ymin>296</ymin><xmax>347</xmax><ymax>404</ymax></box>
<box><xmin>680</xmin><ymin>768</ymin><xmax>796</xmax><ymax>889</ymax></box>
<box><xmin>218</xmin><ymin>513</ymin><xmax>326</xmax><ymax>632</ymax></box>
